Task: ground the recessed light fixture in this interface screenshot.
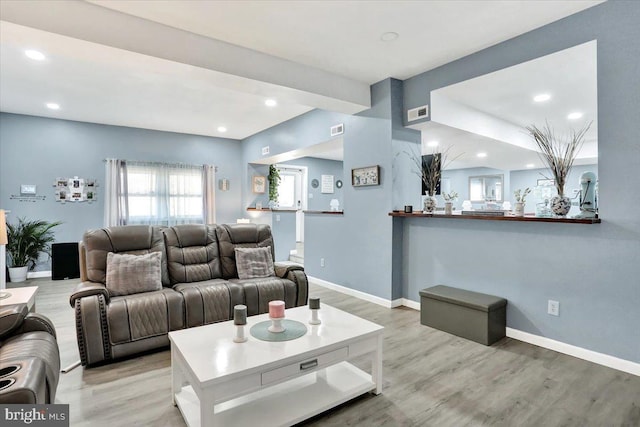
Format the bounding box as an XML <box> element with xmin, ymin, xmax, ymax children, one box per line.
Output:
<box><xmin>217</xmin><ymin>126</ymin><xmax>227</xmax><ymax>133</ymax></box>
<box><xmin>567</xmin><ymin>112</ymin><xmax>583</xmax><ymax>120</ymax></box>
<box><xmin>526</xmin><ymin>163</ymin><xmax>535</xmax><ymax>168</ymax></box>
<box><xmin>477</xmin><ymin>152</ymin><xmax>487</xmax><ymax>158</ymax></box>
<box><xmin>533</xmin><ymin>93</ymin><xmax>551</xmax><ymax>103</ymax></box>
<box><xmin>426</xmin><ymin>140</ymin><xmax>439</xmax><ymax>147</ymax></box>
<box><xmin>25</xmin><ymin>50</ymin><xmax>46</xmax><ymax>61</ymax></box>
<box><xmin>265</xmin><ymin>99</ymin><xmax>277</xmax><ymax>107</ymax></box>
<box><xmin>380</xmin><ymin>32</ymin><xmax>399</xmax><ymax>42</ymax></box>
<box><xmin>46</xmin><ymin>103</ymin><xmax>60</xmax><ymax>110</ymax></box>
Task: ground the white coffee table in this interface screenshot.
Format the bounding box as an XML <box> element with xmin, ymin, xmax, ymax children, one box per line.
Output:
<box><xmin>169</xmin><ymin>303</ymin><xmax>384</xmax><ymax>427</ymax></box>
<box><xmin>0</xmin><ymin>286</ymin><xmax>38</xmax><ymax>312</ymax></box>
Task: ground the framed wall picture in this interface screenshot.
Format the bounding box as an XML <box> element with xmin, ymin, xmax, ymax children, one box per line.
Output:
<box><xmin>252</xmin><ymin>175</ymin><xmax>266</xmax><ymax>193</ymax></box>
<box><xmin>351</xmin><ymin>165</ymin><xmax>380</xmax><ymax>187</ymax></box>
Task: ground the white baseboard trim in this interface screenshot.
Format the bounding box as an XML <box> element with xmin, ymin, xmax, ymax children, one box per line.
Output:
<box><xmin>308</xmin><ymin>276</ymin><xmax>396</xmax><ymax>308</ymax></box>
<box><xmin>308</xmin><ymin>279</ymin><xmax>639</xmax><ymax>376</ymax></box>
<box><xmin>27</xmin><ymin>271</ymin><xmax>51</xmax><ymax>279</ymax></box>
<box><xmin>506</xmin><ymin>327</ymin><xmax>639</xmax><ymax>377</ymax></box>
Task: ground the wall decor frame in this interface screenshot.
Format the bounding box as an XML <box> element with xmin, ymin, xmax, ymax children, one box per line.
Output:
<box><xmin>351</xmin><ymin>165</ymin><xmax>380</xmax><ymax>187</ymax></box>
<box><xmin>252</xmin><ymin>175</ymin><xmax>266</xmax><ymax>193</ymax></box>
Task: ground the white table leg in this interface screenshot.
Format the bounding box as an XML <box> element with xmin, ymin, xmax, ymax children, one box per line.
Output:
<box><xmin>171</xmin><ymin>346</ymin><xmax>184</xmax><ymax>406</ymax></box>
<box><xmin>200</xmin><ymin>388</ymin><xmax>215</xmax><ymax>427</ymax></box>
<box><xmin>371</xmin><ymin>334</ymin><xmax>383</xmax><ymax>395</ymax></box>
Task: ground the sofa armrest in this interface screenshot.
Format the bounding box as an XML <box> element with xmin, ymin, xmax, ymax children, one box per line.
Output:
<box><xmin>0</xmin><ymin>303</ymin><xmax>29</xmax><ymax>338</ymax></box>
<box><xmin>274</xmin><ymin>261</ymin><xmax>304</xmax><ymax>278</ymax></box>
<box><xmin>69</xmin><ymin>281</ymin><xmax>110</xmax><ymax>308</ymax></box>
<box><xmin>13</xmin><ymin>313</ymin><xmax>57</xmax><ymax>339</ymax></box>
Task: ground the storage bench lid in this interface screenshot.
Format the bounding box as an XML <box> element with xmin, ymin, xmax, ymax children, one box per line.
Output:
<box><xmin>419</xmin><ymin>285</ymin><xmax>507</xmax><ymax>312</ymax></box>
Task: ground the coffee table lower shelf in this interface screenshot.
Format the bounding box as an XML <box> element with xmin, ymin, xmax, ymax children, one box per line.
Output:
<box><xmin>174</xmin><ymin>361</ymin><xmax>374</xmax><ymax>427</ymax></box>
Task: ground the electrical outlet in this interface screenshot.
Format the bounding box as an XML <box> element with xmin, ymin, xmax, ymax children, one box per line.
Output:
<box><xmin>320</xmin><ymin>258</ymin><xmax>325</xmax><ymax>267</ymax></box>
<box><xmin>275</xmin><ymin>214</ymin><xmax>280</xmax><ymax>222</ymax></box>
<box><xmin>548</xmin><ymin>300</ymin><xmax>560</xmax><ymax>316</ymax></box>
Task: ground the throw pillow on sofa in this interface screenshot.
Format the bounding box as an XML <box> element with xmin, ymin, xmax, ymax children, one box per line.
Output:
<box><xmin>235</xmin><ymin>246</ymin><xmax>275</xmax><ymax>279</ymax></box>
<box><xmin>105</xmin><ymin>252</ymin><xmax>162</xmax><ymax>296</ymax></box>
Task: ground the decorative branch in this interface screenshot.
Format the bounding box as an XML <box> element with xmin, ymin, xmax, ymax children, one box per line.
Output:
<box><xmin>404</xmin><ymin>146</ymin><xmax>462</xmax><ymax>196</ymax></box>
<box><xmin>514</xmin><ymin>188</ymin><xmax>532</xmax><ymax>203</ymax></box>
<box><xmin>526</xmin><ymin>121</ymin><xmax>592</xmax><ymax>197</ymax></box>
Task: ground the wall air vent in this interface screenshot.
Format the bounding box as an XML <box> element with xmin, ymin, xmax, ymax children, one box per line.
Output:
<box><xmin>330</xmin><ymin>123</ymin><xmax>344</xmax><ymax>137</ymax></box>
<box><xmin>407</xmin><ymin>105</ymin><xmax>429</xmax><ymax>122</ymax></box>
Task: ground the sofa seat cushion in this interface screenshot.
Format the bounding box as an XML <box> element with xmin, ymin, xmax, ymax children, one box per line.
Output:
<box><xmin>229</xmin><ymin>277</ymin><xmax>299</xmax><ymax>316</ymax></box>
<box><xmin>107</xmin><ymin>288</ymin><xmax>184</xmax><ymax>344</ymax></box>
<box><xmin>235</xmin><ymin>246</ymin><xmax>275</xmax><ymax>279</ymax></box>
<box><xmin>106</xmin><ymin>252</ymin><xmax>163</xmax><ymax>296</ymax></box>
<box><xmin>1</xmin><ymin>332</ymin><xmax>60</xmax><ymax>403</ymax></box>
<box><xmin>173</xmin><ymin>280</ymin><xmax>243</xmax><ymax>327</ymax></box>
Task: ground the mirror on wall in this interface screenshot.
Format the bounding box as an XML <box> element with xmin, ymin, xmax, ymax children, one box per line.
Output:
<box><xmin>469</xmin><ymin>175</ymin><xmax>503</xmax><ymax>202</ymax></box>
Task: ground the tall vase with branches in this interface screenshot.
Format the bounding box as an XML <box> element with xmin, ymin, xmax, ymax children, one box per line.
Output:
<box><xmin>406</xmin><ymin>147</ymin><xmax>460</xmax><ymax>213</ymax></box>
<box><xmin>526</xmin><ymin>121</ymin><xmax>591</xmax><ymax>217</ymax></box>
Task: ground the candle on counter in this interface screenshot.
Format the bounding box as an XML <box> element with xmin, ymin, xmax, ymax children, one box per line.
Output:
<box><xmin>268</xmin><ymin>300</ymin><xmax>285</xmax><ymax>318</ymax></box>
<box><xmin>309</xmin><ymin>297</ymin><xmax>320</xmax><ymax>310</ymax></box>
<box><xmin>234</xmin><ymin>305</ymin><xmax>247</xmax><ymax>325</ymax></box>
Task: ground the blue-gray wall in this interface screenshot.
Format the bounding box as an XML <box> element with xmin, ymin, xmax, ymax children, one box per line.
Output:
<box><xmin>401</xmin><ymin>1</ymin><xmax>640</xmax><ymax>362</ymax></box>
<box><xmin>0</xmin><ymin>113</ymin><xmax>243</xmax><ymax>270</ymax></box>
<box><xmin>281</xmin><ymin>157</ymin><xmax>344</xmax><ymax>211</ymax></box>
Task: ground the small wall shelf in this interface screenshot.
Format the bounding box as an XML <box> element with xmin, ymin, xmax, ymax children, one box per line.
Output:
<box><xmin>388</xmin><ymin>211</ymin><xmax>601</xmax><ymax>224</ymax></box>
<box><xmin>304</xmin><ymin>210</ymin><xmax>344</xmax><ymax>215</ymax></box>
<box><xmin>246</xmin><ymin>208</ymin><xmax>297</xmax><ymax>212</ymax></box>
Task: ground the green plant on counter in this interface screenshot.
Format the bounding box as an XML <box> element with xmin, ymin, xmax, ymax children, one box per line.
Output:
<box><xmin>443</xmin><ymin>191</ymin><xmax>458</xmax><ymax>202</ymax></box>
<box><xmin>268</xmin><ymin>165</ymin><xmax>281</xmax><ymax>202</ymax></box>
<box><xmin>6</xmin><ymin>217</ymin><xmax>61</xmax><ymax>269</ymax></box>
<box><xmin>514</xmin><ymin>188</ymin><xmax>532</xmax><ymax>203</ymax></box>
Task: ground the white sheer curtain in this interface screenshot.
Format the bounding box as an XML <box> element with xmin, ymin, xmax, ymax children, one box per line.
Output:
<box><xmin>104</xmin><ymin>159</ymin><xmax>128</xmax><ymax>226</ymax></box>
<box><xmin>202</xmin><ymin>164</ymin><xmax>216</xmax><ymax>225</ymax></box>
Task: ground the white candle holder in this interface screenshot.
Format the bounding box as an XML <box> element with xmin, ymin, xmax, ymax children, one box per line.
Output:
<box><xmin>309</xmin><ymin>309</ymin><xmax>321</xmax><ymax>325</ymax></box>
<box><xmin>233</xmin><ymin>324</ymin><xmax>248</xmax><ymax>343</ymax></box>
<box><xmin>268</xmin><ymin>317</ymin><xmax>285</xmax><ymax>333</ymax></box>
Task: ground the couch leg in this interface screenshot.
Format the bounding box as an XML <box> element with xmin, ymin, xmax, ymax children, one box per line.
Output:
<box><xmin>61</xmin><ymin>360</ymin><xmax>81</xmax><ymax>373</ymax></box>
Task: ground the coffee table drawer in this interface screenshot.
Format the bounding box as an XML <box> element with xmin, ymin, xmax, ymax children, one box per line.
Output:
<box><xmin>261</xmin><ymin>347</ymin><xmax>348</xmax><ymax>386</ymax></box>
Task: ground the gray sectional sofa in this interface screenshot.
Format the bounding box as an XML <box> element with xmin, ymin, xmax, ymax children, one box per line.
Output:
<box><xmin>70</xmin><ymin>223</ymin><xmax>308</xmax><ymax>367</ymax></box>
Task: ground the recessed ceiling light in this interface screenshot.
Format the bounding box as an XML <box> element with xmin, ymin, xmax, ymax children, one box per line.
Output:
<box><xmin>217</xmin><ymin>126</ymin><xmax>227</xmax><ymax>133</ymax></box>
<box><xmin>533</xmin><ymin>93</ymin><xmax>551</xmax><ymax>102</ymax></box>
<box><xmin>381</xmin><ymin>32</ymin><xmax>399</xmax><ymax>42</ymax></box>
<box><xmin>477</xmin><ymin>152</ymin><xmax>487</xmax><ymax>158</ymax></box>
<box><xmin>46</xmin><ymin>103</ymin><xmax>60</xmax><ymax>110</ymax></box>
<box><xmin>265</xmin><ymin>99</ymin><xmax>277</xmax><ymax>107</ymax></box>
<box><xmin>526</xmin><ymin>163</ymin><xmax>535</xmax><ymax>168</ymax></box>
<box><xmin>25</xmin><ymin>50</ymin><xmax>46</xmax><ymax>61</ymax></box>
<box><xmin>426</xmin><ymin>140</ymin><xmax>439</xmax><ymax>147</ymax></box>
<box><xmin>567</xmin><ymin>112</ymin><xmax>583</xmax><ymax>120</ymax></box>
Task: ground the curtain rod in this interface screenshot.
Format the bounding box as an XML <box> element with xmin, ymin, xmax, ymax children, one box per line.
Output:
<box><xmin>103</xmin><ymin>159</ymin><xmax>217</xmax><ymax>172</ymax></box>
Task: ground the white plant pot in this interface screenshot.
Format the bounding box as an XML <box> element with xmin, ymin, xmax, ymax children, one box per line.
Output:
<box><xmin>8</xmin><ymin>266</ymin><xmax>28</xmax><ymax>283</ymax></box>
<box><xmin>444</xmin><ymin>202</ymin><xmax>453</xmax><ymax>215</ymax></box>
<box><xmin>514</xmin><ymin>202</ymin><xmax>525</xmax><ymax>217</ymax></box>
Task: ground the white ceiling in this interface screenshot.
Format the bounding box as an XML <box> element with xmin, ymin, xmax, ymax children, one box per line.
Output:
<box><xmin>411</xmin><ymin>40</ymin><xmax>598</xmax><ymax>171</ymax></box>
<box><xmin>0</xmin><ymin>0</ymin><xmax>602</xmax><ymax>142</ymax></box>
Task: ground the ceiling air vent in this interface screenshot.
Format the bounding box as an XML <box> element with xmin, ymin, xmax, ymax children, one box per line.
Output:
<box><xmin>330</xmin><ymin>123</ymin><xmax>344</xmax><ymax>137</ymax></box>
<box><xmin>407</xmin><ymin>105</ymin><xmax>429</xmax><ymax>122</ymax></box>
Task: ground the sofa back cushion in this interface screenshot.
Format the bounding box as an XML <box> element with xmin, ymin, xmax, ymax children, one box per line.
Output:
<box><xmin>235</xmin><ymin>246</ymin><xmax>276</xmax><ymax>279</ymax></box>
<box><xmin>83</xmin><ymin>225</ymin><xmax>169</xmax><ymax>286</ymax></box>
<box><xmin>216</xmin><ymin>224</ymin><xmax>275</xmax><ymax>279</ymax></box>
<box><xmin>163</xmin><ymin>224</ymin><xmax>222</xmax><ymax>284</ymax></box>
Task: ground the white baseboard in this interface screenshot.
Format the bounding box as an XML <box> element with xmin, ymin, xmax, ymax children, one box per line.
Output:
<box><xmin>27</xmin><ymin>270</ymin><xmax>51</xmax><ymax>279</ymax></box>
<box><xmin>307</xmin><ymin>281</ymin><xmax>639</xmax><ymax>377</ymax></box>
<box><xmin>506</xmin><ymin>327</ymin><xmax>639</xmax><ymax>377</ymax></box>
<box><xmin>308</xmin><ymin>276</ymin><xmax>396</xmax><ymax>308</ymax></box>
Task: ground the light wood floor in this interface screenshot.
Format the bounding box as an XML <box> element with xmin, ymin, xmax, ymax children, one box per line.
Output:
<box><xmin>7</xmin><ymin>278</ymin><xmax>639</xmax><ymax>426</ymax></box>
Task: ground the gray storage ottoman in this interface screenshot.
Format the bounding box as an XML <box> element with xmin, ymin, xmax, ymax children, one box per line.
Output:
<box><xmin>419</xmin><ymin>285</ymin><xmax>507</xmax><ymax>345</ymax></box>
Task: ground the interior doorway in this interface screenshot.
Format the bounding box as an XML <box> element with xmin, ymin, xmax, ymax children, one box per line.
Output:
<box><xmin>276</xmin><ymin>165</ymin><xmax>307</xmax><ymax>243</ymax></box>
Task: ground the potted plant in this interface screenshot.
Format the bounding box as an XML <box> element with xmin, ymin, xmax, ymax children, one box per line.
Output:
<box><xmin>6</xmin><ymin>217</ymin><xmax>61</xmax><ymax>282</ymax></box>
<box><xmin>267</xmin><ymin>165</ymin><xmax>281</xmax><ymax>209</ymax></box>
<box><xmin>442</xmin><ymin>191</ymin><xmax>458</xmax><ymax>215</ymax></box>
<box><xmin>513</xmin><ymin>188</ymin><xmax>532</xmax><ymax>217</ymax></box>
<box><xmin>526</xmin><ymin>121</ymin><xmax>591</xmax><ymax>217</ymax></box>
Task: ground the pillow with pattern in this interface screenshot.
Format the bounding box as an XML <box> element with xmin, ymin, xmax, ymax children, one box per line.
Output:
<box><xmin>106</xmin><ymin>251</ymin><xmax>162</xmax><ymax>296</ymax></box>
<box><xmin>235</xmin><ymin>246</ymin><xmax>275</xmax><ymax>279</ymax></box>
